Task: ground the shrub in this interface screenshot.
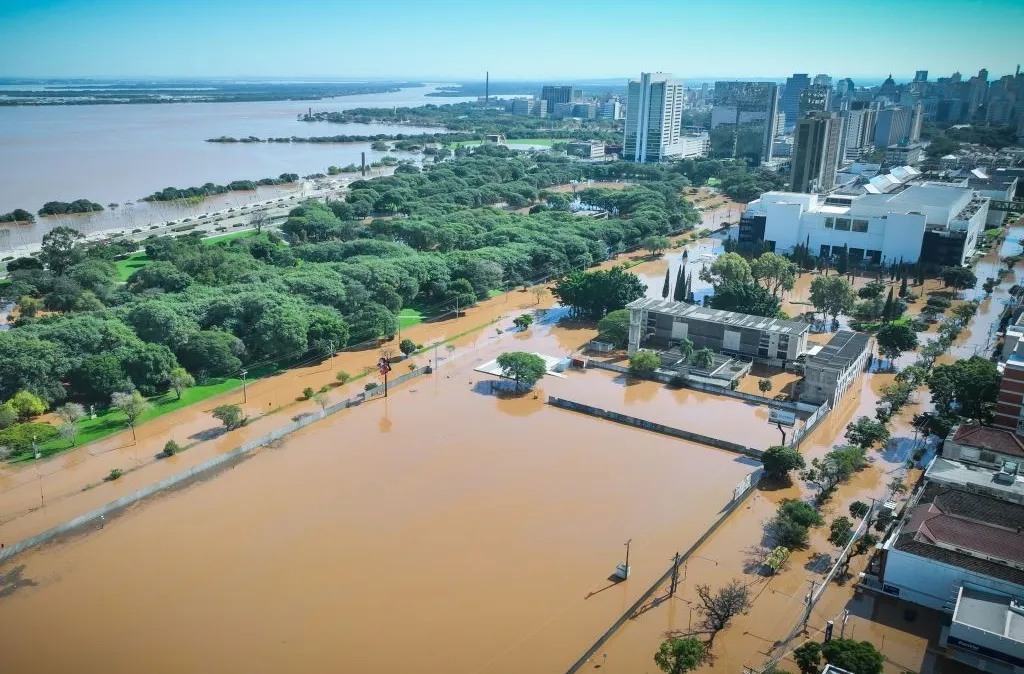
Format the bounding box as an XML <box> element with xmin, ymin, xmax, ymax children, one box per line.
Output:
<box><xmin>630</xmin><ymin>349</ymin><xmax>661</xmax><ymax>374</ymax></box>
<box><xmin>108</xmin><ymin>468</ymin><xmax>123</xmax><ymax>481</ymax></box>
<box><xmin>302</xmin><ymin>386</ymin><xmax>315</xmax><ymax>400</ymax></box>
<box><xmin>336</xmin><ymin>371</ymin><xmax>351</xmax><ymax>385</ymax></box>
<box><xmin>163</xmin><ymin>440</ymin><xmax>181</xmax><ymax>456</ymax></box>
<box><xmin>0</xmin><ymin>422</ymin><xmax>59</xmax><ymax>453</ymax></box>
<box><xmin>925</xmin><ymin>295</ymin><xmax>951</xmax><ymax>310</ymax></box>
<box><xmin>365</xmin><ymin>382</ymin><xmax>379</xmax><ymax>391</ymax></box>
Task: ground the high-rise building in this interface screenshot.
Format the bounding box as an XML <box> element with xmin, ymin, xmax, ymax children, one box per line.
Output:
<box><xmin>909</xmin><ymin>102</ymin><xmax>923</xmax><ymax>142</ymax></box>
<box><xmin>813</xmin><ymin>74</ymin><xmax>832</xmax><ymax>87</ymax></box>
<box><xmin>710</xmin><ymin>80</ymin><xmax>779</xmax><ymax>165</ymax></box>
<box><xmin>798</xmin><ymin>85</ymin><xmax>831</xmax><ymax>118</ymax></box>
<box><xmin>599</xmin><ymin>99</ymin><xmax>622</xmax><ymax>120</ymax></box>
<box><xmin>873</xmin><ymin>105</ymin><xmax>912</xmax><ymax>148</ymax></box>
<box><xmin>839</xmin><ymin>107</ymin><xmax>870</xmax><ymax>161</ymax></box>
<box><xmin>781</xmin><ymin>73</ymin><xmax>811</xmax><ymax>130</ymax></box>
<box><xmin>791</xmin><ymin>111</ymin><xmax>842</xmax><ymax>193</ymax></box>
<box><xmin>623</xmin><ymin>72</ymin><xmax>684</xmax><ymax>163</ymax></box>
<box><xmin>914</xmin><ymin>70</ymin><xmax>929</xmax><ymax>83</ymax></box>
<box><xmin>877</xmin><ymin>74</ymin><xmax>898</xmax><ymax>101</ymax></box>
<box><xmin>541</xmin><ymin>85</ymin><xmax>577</xmax><ymax>114</ymax></box>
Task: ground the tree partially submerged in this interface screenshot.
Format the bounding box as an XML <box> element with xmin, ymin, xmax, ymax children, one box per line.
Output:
<box><xmin>695</xmin><ymin>579</ymin><xmax>752</xmax><ymax>640</ymax></box>
<box><xmin>761</xmin><ymin>445</ymin><xmax>805</xmax><ymax>482</ymax></box>
<box><xmin>654</xmin><ymin>637</ymin><xmax>707</xmax><ymax>674</ymax></box>
<box><xmin>496</xmin><ymin>352</ymin><xmax>547</xmax><ymax>391</ymax></box>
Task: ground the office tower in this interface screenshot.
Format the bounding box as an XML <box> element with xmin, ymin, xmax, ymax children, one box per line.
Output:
<box><xmin>624</xmin><ymin>72</ymin><xmax>684</xmax><ymax>163</ymax></box>
<box><xmin>599</xmin><ymin>99</ymin><xmax>622</xmax><ymax>120</ymax></box>
<box><xmin>710</xmin><ymin>81</ymin><xmax>779</xmax><ymax>166</ymax></box>
<box><xmin>781</xmin><ymin>73</ymin><xmax>811</xmax><ymax>130</ymax></box>
<box><xmin>909</xmin><ymin>102</ymin><xmax>923</xmax><ymax>142</ymax></box>
<box><xmin>798</xmin><ymin>85</ymin><xmax>831</xmax><ymax>118</ymax></box>
<box><xmin>835</xmin><ymin>78</ymin><xmax>855</xmax><ymax>97</ymax></box>
<box><xmin>541</xmin><ymin>85</ymin><xmax>577</xmax><ymax>114</ymax></box>
<box><xmin>914</xmin><ymin>70</ymin><xmax>928</xmax><ymax>83</ymax></box>
<box><xmin>839</xmin><ymin>107</ymin><xmax>870</xmax><ymax>161</ymax></box>
<box><xmin>873</xmin><ymin>106</ymin><xmax>912</xmax><ymax>148</ymax></box>
<box><xmin>791</xmin><ymin>111</ymin><xmax>842</xmax><ymax>193</ymax></box>
<box><xmin>813</xmin><ymin>74</ymin><xmax>832</xmax><ymax>87</ymax></box>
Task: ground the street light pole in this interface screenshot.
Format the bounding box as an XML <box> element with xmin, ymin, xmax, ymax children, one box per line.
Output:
<box><xmin>241</xmin><ymin>370</ymin><xmax>248</xmax><ymax>403</ymax></box>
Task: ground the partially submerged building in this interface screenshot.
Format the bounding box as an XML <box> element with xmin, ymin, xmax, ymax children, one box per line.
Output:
<box><xmin>798</xmin><ymin>331</ymin><xmax>872</xmax><ymax>406</ymax></box>
<box><xmin>625</xmin><ymin>297</ymin><xmax>809</xmax><ymax>367</ymax></box>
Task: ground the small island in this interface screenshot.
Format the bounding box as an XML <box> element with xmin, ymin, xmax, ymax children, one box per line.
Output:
<box><xmin>37</xmin><ymin>200</ymin><xmax>104</xmax><ymax>216</ymax></box>
<box><xmin>142</xmin><ymin>174</ymin><xmax>300</xmax><ymax>202</ymax></box>
<box><xmin>0</xmin><ymin>209</ymin><xmax>36</xmax><ymax>224</ymax></box>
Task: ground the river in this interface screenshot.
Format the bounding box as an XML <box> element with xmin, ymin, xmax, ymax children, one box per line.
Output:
<box><xmin>0</xmin><ymin>85</ymin><xmax>473</xmax><ymax>249</ymax></box>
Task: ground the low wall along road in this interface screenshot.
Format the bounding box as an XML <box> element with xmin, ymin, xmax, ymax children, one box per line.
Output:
<box><xmin>0</xmin><ymin>366</ymin><xmax>432</xmax><ymax>565</ymax></box>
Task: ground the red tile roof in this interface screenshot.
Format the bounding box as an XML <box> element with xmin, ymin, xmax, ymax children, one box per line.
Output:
<box><xmin>901</xmin><ymin>496</ymin><xmax>1024</xmax><ymax>566</ymax></box>
<box><xmin>952</xmin><ymin>424</ymin><xmax>1024</xmax><ymax>458</ymax></box>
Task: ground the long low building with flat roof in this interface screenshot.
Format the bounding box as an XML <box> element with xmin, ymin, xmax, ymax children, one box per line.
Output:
<box><xmin>626</xmin><ymin>297</ymin><xmax>809</xmax><ymax>367</ymax></box>
<box><xmin>740</xmin><ymin>182</ymin><xmax>990</xmax><ymax>267</ymax></box>
<box><xmin>799</xmin><ymin>330</ymin><xmax>871</xmax><ymax>406</ymax></box>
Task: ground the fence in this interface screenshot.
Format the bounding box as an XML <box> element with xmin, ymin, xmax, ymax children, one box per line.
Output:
<box><xmin>789</xmin><ymin>401</ymin><xmax>831</xmax><ymax>449</ymax></box>
<box><xmin>0</xmin><ymin>366</ymin><xmax>432</xmax><ymax>566</ymax></box>
<box><xmin>547</xmin><ymin>396</ymin><xmax>762</xmax><ymax>459</ymax></box>
<box><xmin>564</xmin><ymin>468</ymin><xmax>763</xmax><ymax>674</ymax></box>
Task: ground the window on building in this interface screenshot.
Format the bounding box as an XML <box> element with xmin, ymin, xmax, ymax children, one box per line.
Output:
<box><xmin>835</xmin><ymin>218</ymin><xmax>851</xmax><ymax>231</ymax></box>
<box><xmin>819</xmin><ymin>244</ymin><xmax>830</xmax><ymax>258</ymax></box>
<box><xmin>852</xmin><ymin>219</ymin><xmax>869</xmax><ymax>233</ymax></box>
<box><xmin>824</xmin><ymin>217</ymin><xmax>835</xmax><ymax>229</ymax></box>
<box><xmin>979</xmin><ymin>451</ymin><xmax>998</xmax><ymax>463</ymax></box>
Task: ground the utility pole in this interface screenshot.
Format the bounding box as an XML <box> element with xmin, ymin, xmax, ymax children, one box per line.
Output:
<box><xmin>802</xmin><ymin>579</ymin><xmax>818</xmax><ymax>630</ymax></box>
<box><xmin>328</xmin><ymin>341</ymin><xmax>335</xmax><ymax>369</ymax></box>
<box><xmin>241</xmin><ymin>370</ymin><xmax>248</xmax><ymax>403</ymax></box>
<box><xmin>669</xmin><ymin>551</ymin><xmax>681</xmax><ymax>597</ymax></box>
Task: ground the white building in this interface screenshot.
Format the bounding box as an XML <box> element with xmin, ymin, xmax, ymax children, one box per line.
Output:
<box><xmin>624</xmin><ymin>72</ymin><xmax>684</xmax><ymax>163</ymax></box>
<box><xmin>885</xmin><ymin>142</ymin><xmax>926</xmax><ymax>165</ymax></box>
<box><xmin>599</xmin><ymin>99</ymin><xmax>622</xmax><ymax>120</ymax></box>
<box><xmin>741</xmin><ymin>183</ymin><xmax>989</xmax><ymax>266</ymax></box>
<box><xmin>678</xmin><ymin>132</ymin><xmax>710</xmax><ymax>158</ymax></box>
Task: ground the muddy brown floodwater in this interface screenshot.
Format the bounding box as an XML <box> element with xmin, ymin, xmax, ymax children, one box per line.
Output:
<box><xmin>0</xmin><ymin>311</ymin><xmax>759</xmax><ymax>674</ymax></box>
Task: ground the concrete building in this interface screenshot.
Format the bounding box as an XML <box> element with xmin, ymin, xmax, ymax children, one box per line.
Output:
<box><xmin>798</xmin><ymin>331</ymin><xmax>871</xmax><ymax>406</ymax></box>
<box><xmin>781</xmin><ymin>73</ymin><xmax>811</xmax><ymax>130</ymax></box>
<box><xmin>624</xmin><ymin>72</ymin><xmax>684</xmax><ymax>163</ymax></box>
<box><xmin>678</xmin><ymin>132</ymin><xmax>710</xmax><ymax>158</ymax></box>
<box><xmin>944</xmin><ymin>424</ymin><xmax>1024</xmax><ymax>470</ymax></box>
<box><xmin>572</xmin><ymin>102</ymin><xmax>597</xmax><ymax>119</ymax></box>
<box><xmin>885</xmin><ymin>142</ymin><xmax>925</xmax><ymax>165</ymax></box>
<box><xmin>797</xmin><ymin>84</ymin><xmax>832</xmax><ymax>118</ymax></box>
<box><xmin>625</xmin><ymin>297</ymin><xmax>810</xmax><ymax>367</ymax></box>
<box><xmin>541</xmin><ymin>85</ymin><xmax>576</xmax><ymax>115</ymax></box>
<box><xmin>566</xmin><ymin>141</ymin><xmax>605</xmax><ymax>159</ymax></box>
<box><xmin>741</xmin><ymin>183</ymin><xmax>990</xmax><ymax>266</ymax></box>
<box><xmin>599</xmin><ymin>99</ymin><xmax>621</xmax><ymax>120</ymax></box>
<box><xmin>511</xmin><ymin>97</ymin><xmax>545</xmax><ymax>117</ymax></box>
<box><xmin>995</xmin><ymin>346</ymin><xmax>1024</xmax><ymax>432</ymax></box>
<box><xmin>710</xmin><ymin>80</ymin><xmax>779</xmax><ymax>166</ymax></box>
<box><xmin>874</xmin><ymin>106</ymin><xmax>912</xmax><ymax>148</ymax></box>
<box><xmin>791</xmin><ymin>111</ymin><xmax>843</xmax><ymax>193</ymax></box>
<box><xmin>553</xmin><ymin>101</ymin><xmax>575</xmax><ymax>118</ymax></box>
<box><xmin>915</xmin><ymin>70</ymin><xmax>929</xmax><ymax>83</ymax></box>
<box><xmin>877</xmin><ymin>457</ymin><xmax>1024</xmax><ymax>672</ymax></box>
<box><xmin>838</xmin><ymin>106</ymin><xmax>873</xmax><ymax>162</ymax></box>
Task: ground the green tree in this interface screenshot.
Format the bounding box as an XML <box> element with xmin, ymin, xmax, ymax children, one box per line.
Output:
<box><xmin>630</xmin><ymin>349</ymin><xmax>661</xmax><ymax>374</ymax></box>
<box><xmin>643</xmin><ymin>235</ymin><xmax>671</xmax><ymax>257</ymax></box>
<box><xmin>778</xmin><ymin>499</ymin><xmax>824</xmax><ymax>528</ymax></box>
<box><xmin>751</xmin><ymin>252</ymin><xmax>798</xmax><ymax>297</ymax></box>
<box><xmin>928</xmin><ymin>356</ymin><xmax>1000</xmax><ymax>421</ymax></box>
<box><xmin>447</xmin><ymin>278</ymin><xmax>478</xmax><ymax>312</ymax></box>
<box><xmin>828</xmin><ymin>516</ymin><xmax>855</xmax><ymax>547</ymax></box>
<box><xmin>809</xmin><ymin>275</ymin><xmax>855</xmax><ymax>323</ymax></box>
<box><xmin>496</xmin><ymin>351</ymin><xmax>548</xmax><ymax>391</ymax></box>
<box><xmin>801</xmin><ymin>446</ymin><xmax>867</xmax><ymax>500</ymax></box>
<box><xmin>940</xmin><ymin>266</ymin><xmax>977</xmax><ymax>291</ymax></box>
<box><xmin>699</xmin><ymin>252</ymin><xmax>753</xmax><ymax>286</ymax></box>
<box><xmin>126</xmin><ymin>260</ymin><xmax>193</xmax><ymax>294</ymax></box>
<box><xmin>793</xmin><ymin>641</ymin><xmax>822</xmax><ymax>674</ymax></box>
<box><xmin>348</xmin><ymin>303</ymin><xmax>398</xmax><ymax>345</ymax></box>
<box><xmin>662</xmin><ymin>266</ymin><xmax>671</xmax><ymax>298</ymax></box>
<box><xmin>821</xmin><ymin>639</ymin><xmax>885</xmax><ymax>674</ymax></box>
<box><xmin>654</xmin><ymin>637</ymin><xmax>707</xmax><ymax>674</ymax></box>
<box><xmin>176</xmin><ymin>331</ymin><xmax>244</xmax><ymax>380</ymax></box>
<box><xmin>761</xmin><ymin>445</ymin><xmax>805</xmax><ymax>481</ymax></box>
<box><xmin>844</xmin><ymin>416</ymin><xmax>891</xmax><ymax>449</ymax></box>
<box><xmin>336</xmin><ymin>370</ymin><xmax>352</xmax><ymax>385</ymax></box>
<box><xmin>399</xmin><ymin>338</ymin><xmax>417</xmax><ymax>356</ymax></box>
<box><xmin>692</xmin><ymin>347</ymin><xmax>715</xmax><ymax>369</ymax></box>
<box><xmin>875</xmin><ymin>323</ymin><xmax>918</xmax><ymax>367</ymax></box>
<box><xmin>40</xmin><ymin>226</ymin><xmax>85</xmax><ymax>276</ymax></box>
<box><xmin>168</xmin><ymin>367</ymin><xmax>196</xmax><ymax>400</ymax></box>
<box><xmin>55</xmin><ymin>402</ymin><xmax>85</xmax><ymax>425</ymax></box>
<box><xmin>758</xmin><ymin>378</ymin><xmax>773</xmax><ymax>393</ymax></box>
<box><xmin>849</xmin><ymin>500</ymin><xmax>870</xmax><ymax>519</ymax></box>
<box><xmin>0</xmin><ymin>402</ymin><xmax>16</xmax><ymax>429</ymax></box>
<box><xmin>8</xmin><ymin>390</ymin><xmax>47</xmax><ymax>420</ymax></box>
<box><xmin>163</xmin><ymin>439</ymin><xmax>182</xmax><ymax>456</ymax></box>
<box><xmin>111</xmin><ymin>390</ymin><xmax>149</xmax><ymax>443</ymax></box>
<box><xmin>512</xmin><ymin>314</ymin><xmax>534</xmax><ymax>330</ymax></box>
<box><xmin>212</xmin><ymin>404</ymin><xmax>246</xmax><ymax>430</ymax></box>
<box><xmin>673</xmin><ymin>265</ymin><xmax>686</xmax><ymax>302</ymax></box>
<box><xmin>676</xmin><ymin>337</ymin><xmax>695</xmax><ymax>363</ymax></box>
<box><xmin>708</xmin><ymin>280</ymin><xmax>781</xmax><ymax>318</ymax></box>
<box><xmin>836</xmin><ymin>244</ymin><xmax>849</xmax><ymax>276</ymax></box>
<box><xmin>552</xmin><ymin>267</ymin><xmax>646</xmax><ymax>319</ymax></box>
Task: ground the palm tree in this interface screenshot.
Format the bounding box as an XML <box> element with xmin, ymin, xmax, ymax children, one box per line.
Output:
<box><xmin>692</xmin><ymin>348</ymin><xmax>715</xmax><ymax>370</ymax></box>
<box><xmin>676</xmin><ymin>337</ymin><xmax>695</xmax><ymax>363</ymax></box>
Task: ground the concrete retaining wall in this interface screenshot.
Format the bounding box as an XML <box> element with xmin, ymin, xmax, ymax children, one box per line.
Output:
<box><xmin>0</xmin><ymin>366</ymin><xmax>432</xmax><ymax>565</ymax></box>
<box><xmin>564</xmin><ymin>469</ymin><xmax>763</xmax><ymax>674</ymax></box>
<box><xmin>547</xmin><ymin>396</ymin><xmax>762</xmax><ymax>459</ymax></box>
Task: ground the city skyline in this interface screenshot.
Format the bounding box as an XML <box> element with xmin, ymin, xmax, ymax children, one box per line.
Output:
<box><xmin>2</xmin><ymin>0</ymin><xmax>1022</xmax><ymax>79</ymax></box>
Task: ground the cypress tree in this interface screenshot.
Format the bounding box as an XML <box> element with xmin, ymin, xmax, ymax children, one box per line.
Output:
<box><xmin>882</xmin><ymin>287</ymin><xmax>894</xmax><ymax>322</ymax></box>
<box><xmin>662</xmin><ymin>267</ymin><xmax>671</xmax><ymax>298</ymax></box>
<box><xmin>837</xmin><ymin>245</ymin><xmax>849</xmax><ymax>276</ymax></box>
<box><xmin>916</xmin><ymin>263</ymin><xmax>925</xmax><ymax>286</ymax></box>
<box><xmin>899</xmin><ymin>275</ymin><xmax>908</xmax><ymax>298</ymax></box>
<box><xmin>673</xmin><ymin>265</ymin><xmax>686</xmax><ymax>302</ymax></box>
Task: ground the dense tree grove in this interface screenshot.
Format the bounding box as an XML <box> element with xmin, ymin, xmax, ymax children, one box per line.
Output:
<box><xmin>0</xmin><ymin>149</ymin><xmax>724</xmax><ymax>413</ymax></box>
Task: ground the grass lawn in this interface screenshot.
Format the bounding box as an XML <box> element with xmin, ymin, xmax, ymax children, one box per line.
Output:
<box><xmin>115</xmin><ymin>251</ymin><xmax>151</xmax><ymax>281</ymax></box>
<box><xmin>487</xmin><ymin>289</ymin><xmax>504</xmax><ymax>298</ymax></box>
<box><xmin>398</xmin><ymin>308</ymin><xmax>423</xmax><ymax>328</ymax></box>
<box><xmin>985</xmin><ymin>227</ymin><xmax>1004</xmax><ymax>238</ymax></box>
<box><xmin>17</xmin><ymin>362</ymin><xmax>283</xmax><ymax>462</ymax></box>
<box><xmin>706</xmin><ymin>178</ymin><xmax>722</xmax><ymax>187</ymax></box>
<box><xmin>203</xmin><ymin>229</ymin><xmax>258</xmax><ymax>245</ymax></box>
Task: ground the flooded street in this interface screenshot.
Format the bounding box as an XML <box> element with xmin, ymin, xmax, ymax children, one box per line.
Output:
<box><xmin>0</xmin><ymin>310</ymin><xmax>757</xmax><ymax>674</ymax></box>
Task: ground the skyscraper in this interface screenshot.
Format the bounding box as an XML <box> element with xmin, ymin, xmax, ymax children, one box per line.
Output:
<box><xmin>710</xmin><ymin>81</ymin><xmax>779</xmax><ymax>165</ymax></box>
<box><xmin>791</xmin><ymin>112</ymin><xmax>842</xmax><ymax>194</ymax></box>
<box><xmin>873</xmin><ymin>106</ymin><xmax>912</xmax><ymax>148</ymax></box>
<box><xmin>914</xmin><ymin>70</ymin><xmax>929</xmax><ymax>83</ymax></box>
<box><xmin>813</xmin><ymin>74</ymin><xmax>832</xmax><ymax>87</ymax></box>
<box><xmin>541</xmin><ymin>86</ymin><xmax>577</xmax><ymax>117</ymax></box>
<box><xmin>624</xmin><ymin>73</ymin><xmax>684</xmax><ymax>163</ymax></box>
<box><xmin>798</xmin><ymin>85</ymin><xmax>832</xmax><ymax>118</ymax></box>
<box><xmin>780</xmin><ymin>74</ymin><xmax>811</xmax><ymax>130</ymax></box>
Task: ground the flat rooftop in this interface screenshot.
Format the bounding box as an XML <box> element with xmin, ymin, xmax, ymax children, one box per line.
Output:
<box><xmin>955</xmin><ymin>587</ymin><xmax>1024</xmax><ymax>643</ymax></box>
<box><xmin>626</xmin><ymin>297</ymin><xmax>809</xmax><ymax>335</ymax></box>
<box><xmin>804</xmin><ymin>330</ymin><xmax>870</xmax><ymax>370</ymax></box>
<box><xmin>926</xmin><ymin>457</ymin><xmax>1024</xmax><ymax>501</ymax></box>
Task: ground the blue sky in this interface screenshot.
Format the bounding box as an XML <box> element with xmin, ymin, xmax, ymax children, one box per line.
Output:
<box><xmin>1</xmin><ymin>0</ymin><xmax>1022</xmax><ymax>80</ymax></box>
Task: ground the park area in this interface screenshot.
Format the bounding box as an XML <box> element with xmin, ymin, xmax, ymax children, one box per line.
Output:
<box><xmin>0</xmin><ymin>315</ymin><xmax>760</xmax><ymax>674</ymax></box>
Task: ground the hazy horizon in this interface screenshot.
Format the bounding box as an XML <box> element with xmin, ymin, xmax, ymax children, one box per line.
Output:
<box><xmin>2</xmin><ymin>0</ymin><xmax>1021</xmax><ymax>80</ymax></box>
